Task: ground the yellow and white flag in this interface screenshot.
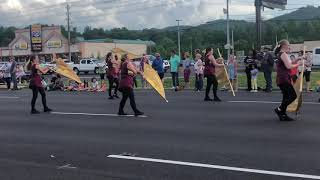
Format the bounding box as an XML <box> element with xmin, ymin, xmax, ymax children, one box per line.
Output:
<box><xmin>143</xmin><ymin>63</ymin><xmax>168</xmax><ymax>102</ymax></box>
<box><xmin>287</xmin><ymin>46</ymin><xmax>305</xmax><ymax>113</ymax></box>
<box><xmin>217</xmin><ymin>48</ymin><xmax>235</xmax><ymax>96</ymax></box>
<box><xmin>54</xmin><ymin>58</ymin><xmax>82</xmax><ymax>84</ymax></box>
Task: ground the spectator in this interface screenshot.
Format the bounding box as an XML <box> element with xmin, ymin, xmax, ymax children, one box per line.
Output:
<box><xmin>183</xmin><ymin>52</ymin><xmax>193</xmax><ymax>89</ymax></box>
<box><xmin>152</xmin><ymin>53</ymin><xmax>165</xmax><ymax>83</ymax></box>
<box><xmin>49</xmin><ymin>74</ymin><xmax>64</xmax><ymax>91</ymax></box>
<box><xmin>106</xmin><ymin>53</ymin><xmax>120</xmax><ymax>99</ymax></box>
<box><xmin>64</xmin><ymin>80</ymin><xmax>78</xmax><ymax>91</ymax></box>
<box><xmin>227</xmin><ymin>55</ymin><xmax>238</xmax><ymax>92</ymax></box>
<box><xmin>169</xmin><ymin>50</ymin><xmax>181</xmax><ymax>91</ymax></box>
<box><xmin>3</xmin><ymin>62</ymin><xmax>11</xmax><ymax>90</ymax></box>
<box><xmin>194</xmin><ymin>53</ymin><xmax>204</xmax><ymax>92</ymax></box>
<box><xmin>16</xmin><ymin>64</ymin><xmax>26</xmax><ymax>84</ymax></box>
<box><xmin>261</xmin><ymin>47</ymin><xmax>274</xmax><ymax>92</ymax></box>
<box><xmin>244</xmin><ymin>49</ymin><xmax>257</xmax><ymax>91</ymax></box>
<box><xmin>89</xmin><ymin>77</ymin><xmax>100</xmax><ymax>92</ymax></box>
<box><xmin>304</xmin><ymin>52</ymin><xmax>313</xmax><ymax>92</ymax></box>
<box><xmin>98</xmin><ymin>60</ymin><xmax>107</xmax><ymax>84</ymax></box>
<box><xmin>9</xmin><ymin>57</ymin><xmax>18</xmax><ymax>90</ymax></box>
<box><xmin>250</xmin><ymin>64</ymin><xmax>259</xmax><ymax>93</ymax></box>
<box><xmin>290</xmin><ymin>55</ymin><xmax>299</xmax><ymax>83</ymax></box>
<box><xmin>140</xmin><ymin>54</ymin><xmax>149</xmax><ymax>89</ymax></box>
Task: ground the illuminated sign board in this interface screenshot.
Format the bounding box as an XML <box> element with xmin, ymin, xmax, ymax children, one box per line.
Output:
<box><xmin>30</xmin><ymin>24</ymin><xmax>42</xmax><ymax>51</ymax></box>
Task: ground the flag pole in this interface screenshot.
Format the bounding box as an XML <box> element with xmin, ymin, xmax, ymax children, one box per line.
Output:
<box><xmin>217</xmin><ymin>48</ymin><xmax>235</xmax><ymax>96</ymax></box>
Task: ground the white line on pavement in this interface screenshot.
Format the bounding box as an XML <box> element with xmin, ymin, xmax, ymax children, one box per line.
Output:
<box><xmin>0</xmin><ymin>96</ymin><xmax>19</xmax><ymax>99</ymax></box>
<box><xmin>107</xmin><ymin>155</ymin><xmax>320</xmax><ymax>179</ymax></box>
<box><xmin>51</xmin><ymin>112</ymin><xmax>148</xmax><ymax>118</ymax></box>
<box><xmin>228</xmin><ymin>101</ymin><xmax>320</xmax><ymax>105</ymax></box>
<box><xmin>57</xmin><ymin>164</ymin><xmax>77</xmax><ymax>169</ymax></box>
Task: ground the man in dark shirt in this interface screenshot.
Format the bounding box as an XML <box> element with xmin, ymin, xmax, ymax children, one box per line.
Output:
<box><xmin>244</xmin><ymin>50</ymin><xmax>257</xmax><ymax>91</ymax></box>
<box><xmin>261</xmin><ymin>47</ymin><xmax>274</xmax><ymax>92</ymax></box>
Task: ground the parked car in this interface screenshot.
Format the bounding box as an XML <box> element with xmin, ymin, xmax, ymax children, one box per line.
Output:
<box><xmin>313</xmin><ymin>47</ymin><xmax>320</xmax><ymax>66</ymax></box>
<box><xmin>69</xmin><ymin>58</ymin><xmax>103</xmax><ymax>75</ymax></box>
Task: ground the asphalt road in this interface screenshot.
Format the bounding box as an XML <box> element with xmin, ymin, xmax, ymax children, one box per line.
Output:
<box><xmin>0</xmin><ymin>89</ymin><xmax>320</xmax><ymax>180</ymax></box>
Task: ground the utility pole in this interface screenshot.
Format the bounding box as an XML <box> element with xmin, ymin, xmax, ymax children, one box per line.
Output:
<box><xmin>232</xmin><ymin>30</ymin><xmax>234</xmax><ymax>56</ymax></box>
<box><xmin>226</xmin><ymin>0</ymin><xmax>230</xmax><ymax>60</ymax></box>
<box><xmin>66</xmin><ymin>1</ymin><xmax>71</xmax><ymax>62</ymax></box>
<box><xmin>190</xmin><ymin>37</ymin><xmax>193</xmax><ymax>58</ymax></box>
<box><xmin>255</xmin><ymin>0</ymin><xmax>262</xmax><ymax>51</ymax></box>
<box><xmin>176</xmin><ymin>20</ymin><xmax>182</xmax><ymax>58</ymax></box>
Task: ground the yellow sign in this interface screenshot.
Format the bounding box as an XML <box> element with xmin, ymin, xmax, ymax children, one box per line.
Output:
<box><xmin>15</xmin><ymin>43</ymin><xmax>28</xmax><ymax>50</ymax></box>
<box><xmin>30</xmin><ymin>24</ymin><xmax>42</xmax><ymax>51</ymax></box>
<box><xmin>47</xmin><ymin>40</ymin><xmax>62</xmax><ymax>48</ymax></box>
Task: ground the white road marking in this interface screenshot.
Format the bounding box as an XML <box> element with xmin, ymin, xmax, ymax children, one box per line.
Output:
<box><xmin>108</xmin><ymin>155</ymin><xmax>320</xmax><ymax>179</ymax></box>
<box><xmin>57</xmin><ymin>164</ymin><xmax>77</xmax><ymax>169</ymax></box>
<box><xmin>0</xmin><ymin>96</ymin><xmax>19</xmax><ymax>99</ymax></box>
<box><xmin>51</xmin><ymin>112</ymin><xmax>148</xmax><ymax>118</ymax></box>
<box><xmin>228</xmin><ymin>101</ymin><xmax>320</xmax><ymax>105</ymax></box>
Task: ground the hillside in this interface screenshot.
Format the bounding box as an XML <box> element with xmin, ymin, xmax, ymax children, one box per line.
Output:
<box><xmin>272</xmin><ymin>6</ymin><xmax>320</xmax><ymax>21</ymax></box>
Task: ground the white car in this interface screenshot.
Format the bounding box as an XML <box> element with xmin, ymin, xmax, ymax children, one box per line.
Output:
<box><xmin>313</xmin><ymin>47</ymin><xmax>320</xmax><ymax>66</ymax></box>
<box><xmin>69</xmin><ymin>58</ymin><xmax>102</xmax><ymax>75</ymax></box>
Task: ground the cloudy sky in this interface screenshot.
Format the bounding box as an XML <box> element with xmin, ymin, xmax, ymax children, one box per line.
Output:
<box><xmin>0</xmin><ymin>0</ymin><xmax>319</xmax><ymax>31</ymax></box>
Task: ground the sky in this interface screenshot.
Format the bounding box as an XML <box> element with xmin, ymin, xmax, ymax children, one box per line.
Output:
<box><xmin>0</xmin><ymin>0</ymin><xmax>319</xmax><ymax>31</ymax></box>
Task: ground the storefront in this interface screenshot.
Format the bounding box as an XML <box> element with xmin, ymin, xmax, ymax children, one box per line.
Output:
<box><xmin>0</xmin><ymin>25</ymin><xmax>79</xmax><ymax>62</ymax></box>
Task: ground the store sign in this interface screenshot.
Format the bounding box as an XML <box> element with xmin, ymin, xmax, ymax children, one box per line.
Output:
<box><xmin>47</xmin><ymin>40</ymin><xmax>62</xmax><ymax>48</ymax></box>
<box><xmin>262</xmin><ymin>0</ymin><xmax>287</xmax><ymax>10</ymax></box>
<box><xmin>15</xmin><ymin>43</ymin><xmax>28</xmax><ymax>50</ymax></box>
<box><xmin>30</xmin><ymin>24</ymin><xmax>42</xmax><ymax>51</ymax></box>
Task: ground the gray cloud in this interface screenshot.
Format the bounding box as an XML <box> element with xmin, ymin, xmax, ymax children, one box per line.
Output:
<box><xmin>0</xmin><ymin>0</ymin><xmax>318</xmax><ymax>30</ymax></box>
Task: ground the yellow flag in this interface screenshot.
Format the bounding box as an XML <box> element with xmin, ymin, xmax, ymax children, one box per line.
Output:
<box><xmin>287</xmin><ymin>75</ymin><xmax>303</xmax><ymax>113</ymax></box>
<box><xmin>143</xmin><ymin>63</ymin><xmax>168</xmax><ymax>102</ymax></box>
<box><xmin>287</xmin><ymin>46</ymin><xmax>305</xmax><ymax>113</ymax></box>
<box><xmin>217</xmin><ymin>48</ymin><xmax>235</xmax><ymax>96</ymax></box>
<box><xmin>54</xmin><ymin>59</ymin><xmax>82</xmax><ymax>84</ymax></box>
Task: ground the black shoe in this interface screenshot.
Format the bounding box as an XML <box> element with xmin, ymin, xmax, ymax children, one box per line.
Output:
<box><xmin>204</xmin><ymin>97</ymin><xmax>213</xmax><ymax>101</ymax></box>
<box><xmin>283</xmin><ymin>115</ymin><xmax>295</xmax><ymax>121</ymax></box>
<box><xmin>113</xmin><ymin>94</ymin><xmax>120</xmax><ymax>99</ymax></box>
<box><xmin>44</xmin><ymin>107</ymin><xmax>52</xmax><ymax>113</ymax></box>
<box><xmin>31</xmin><ymin>109</ymin><xmax>40</xmax><ymax>114</ymax></box>
<box><xmin>214</xmin><ymin>97</ymin><xmax>222</xmax><ymax>102</ymax></box>
<box><xmin>118</xmin><ymin>112</ymin><xmax>128</xmax><ymax>116</ymax></box>
<box><xmin>274</xmin><ymin>108</ymin><xmax>286</xmax><ymax>121</ymax></box>
<box><xmin>108</xmin><ymin>96</ymin><xmax>114</xmax><ymax>100</ymax></box>
<box><xmin>134</xmin><ymin>111</ymin><xmax>144</xmax><ymax>116</ymax></box>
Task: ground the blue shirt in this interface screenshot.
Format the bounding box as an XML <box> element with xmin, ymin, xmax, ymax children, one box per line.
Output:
<box><xmin>152</xmin><ymin>57</ymin><xmax>164</xmax><ymax>73</ymax></box>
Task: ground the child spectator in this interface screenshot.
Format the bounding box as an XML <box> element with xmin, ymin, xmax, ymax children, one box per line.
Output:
<box><xmin>228</xmin><ymin>55</ymin><xmax>238</xmax><ymax>92</ymax></box>
<box><xmin>89</xmin><ymin>77</ymin><xmax>100</xmax><ymax>92</ymax></box>
<box><xmin>194</xmin><ymin>53</ymin><xmax>204</xmax><ymax>92</ymax></box>
<box><xmin>250</xmin><ymin>64</ymin><xmax>259</xmax><ymax>92</ymax></box>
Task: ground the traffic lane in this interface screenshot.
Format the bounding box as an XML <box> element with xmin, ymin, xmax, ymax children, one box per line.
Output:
<box><xmin>1</xmin><ymin>94</ymin><xmax>320</xmax><ymax>178</ymax></box>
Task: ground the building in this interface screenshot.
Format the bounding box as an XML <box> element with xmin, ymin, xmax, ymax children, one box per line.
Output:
<box><xmin>77</xmin><ymin>38</ymin><xmax>155</xmax><ymax>59</ymax></box>
<box><xmin>0</xmin><ymin>26</ymin><xmax>79</xmax><ymax>62</ymax></box>
<box><xmin>0</xmin><ymin>25</ymin><xmax>155</xmax><ymax>62</ymax></box>
<box><xmin>288</xmin><ymin>41</ymin><xmax>320</xmax><ymax>53</ymax></box>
